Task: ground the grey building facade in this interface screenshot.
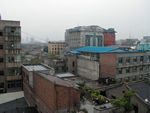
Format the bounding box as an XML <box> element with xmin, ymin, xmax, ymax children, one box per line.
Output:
<box><xmin>0</xmin><ymin>20</ymin><xmax>22</xmax><ymax>93</ymax></box>
<box><xmin>65</xmin><ymin>25</ymin><xmax>104</xmax><ymax>50</ymax></box>
<box><xmin>67</xmin><ymin>47</ymin><xmax>150</xmax><ymax>83</ymax></box>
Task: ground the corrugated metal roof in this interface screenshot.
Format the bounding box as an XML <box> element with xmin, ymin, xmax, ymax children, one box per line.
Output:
<box><xmin>76</xmin><ymin>46</ymin><xmax>119</xmax><ymax>53</ymax></box>
<box><xmin>72</xmin><ymin>46</ymin><xmax>145</xmax><ymax>54</ymax></box>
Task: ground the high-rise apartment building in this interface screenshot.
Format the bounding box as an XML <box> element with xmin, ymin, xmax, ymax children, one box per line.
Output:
<box><xmin>65</xmin><ymin>25</ymin><xmax>116</xmax><ymax>50</ymax></box>
<box><xmin>0</xmin><ymin>20</ymin><xmax>22</xmax><ymax>93</ymax></box>
<box><xmin>65</xmin><ymin>25</ymin><xmax>104</xmax><ymax>50</ymax></box>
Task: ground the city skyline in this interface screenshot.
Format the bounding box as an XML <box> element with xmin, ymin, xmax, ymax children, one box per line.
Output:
<box><xmin>0</xmin><ymin>0</ymin><xmax>150</xmax><ymax>43</ymax></box>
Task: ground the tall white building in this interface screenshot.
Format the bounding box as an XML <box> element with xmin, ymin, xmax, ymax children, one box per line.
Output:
<box><xmin>65</xmin><ymin>25</ymin><xmax>104</xmax><ymax>50</ymax></box>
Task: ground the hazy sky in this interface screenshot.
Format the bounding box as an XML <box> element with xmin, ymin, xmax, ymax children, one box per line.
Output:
<box><xmin>0</xmin><ymin>0</ymin><xmax>150</xmax><ymax>43</ymax></box>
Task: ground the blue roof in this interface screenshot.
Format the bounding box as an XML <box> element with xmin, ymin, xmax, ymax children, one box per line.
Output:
<box><xmin>75</xmin><ymin>46</ymin><xmax>119</xmax><ymax>53</ymax></box>
<box><xmin>68</xmin><ymin>46</ymin><xmax>145</xmax><ymax>54</ymax></box>
<box><xmin>109</xmin><ymin>51</ymin><xmax>145</xmax><ymax>53</ymax></box>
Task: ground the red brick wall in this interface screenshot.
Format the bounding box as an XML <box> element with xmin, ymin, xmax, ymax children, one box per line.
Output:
<box><xmin>24</xmin><ymin>83</ymin><xmax>35</xmax><ymax>106</ymax></box>
<box><xmin>100</xmin><ymin>53</ymin><xmax>116</xmax><ymax>78</ymax></box>
<box><xmin>33</xmin><ymin>74</ymin><xmax>56</xmax><ymax>113</ymax></box>
<box><xmin>23</xmin><ymin>67</ymin><xmax>80</xmax><ymax>113</ymax></box>
<box><xmin>56</xmin><ymin>86</ymin><xmax>80</xmax><ymax>111</ymax></box>
<box><xmin>103</xmin><ymin>33</ymin><xmax>115</xmax><ymax>46</ymax></box>
<box><xmin>33</xmin><ymin>73</ymin><xmax>80</xmax><ymax>113</ymax></box>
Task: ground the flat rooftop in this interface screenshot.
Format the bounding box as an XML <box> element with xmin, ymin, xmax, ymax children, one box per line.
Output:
<box><xmin>56</xmin><ymin>72</ymin><xmax>76</xmax><ymax>78</ymax></box>
<box><xmin>0</xmin><ymin>91</ymin><xmax>24</xmax><ymax>104</ymax></box>
<box><xmin>22</xmin><ymin>64</ymin><xmax>50</xmax><ymax>71</ymax></box>
<box><xmin>38</xmin><ymin>72</ymin><xmax>74</xmax><ymax>88</ymax></box>
<box><xmin>0</xmin><ymin>97</ymin><xmax>38</xmax><ymax>113</ymax></box>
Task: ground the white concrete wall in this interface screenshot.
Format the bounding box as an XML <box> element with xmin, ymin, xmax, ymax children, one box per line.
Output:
<box><xmin>77</xmin><ymin>58</ymin><xmax>99</xmax><ymax>80</ymax></box>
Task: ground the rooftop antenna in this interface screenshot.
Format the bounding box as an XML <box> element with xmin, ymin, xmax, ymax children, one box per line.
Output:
<box><xmin>0</xmin><ymin>12</ymin><xmax>1</xmax><ymax>20</ymax></box>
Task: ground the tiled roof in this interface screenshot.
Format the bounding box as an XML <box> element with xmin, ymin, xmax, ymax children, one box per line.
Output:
<box><xmin>129</xmin><ymin>82</ymin><xmax>150</xmax><ymax>106</ymax></box>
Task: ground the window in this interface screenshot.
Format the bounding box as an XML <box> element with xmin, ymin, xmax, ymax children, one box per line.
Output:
<box><xmin>72</xmin><ymin>61</ymin><xmax>75</xmax><ymax>67</ymax></box>
<box><xmin>132</xmin><ymin>67</ymin><xmax>137</xmax><ymax>72</ymax></box>
<box><xmin>0</xmin><ymin>32</ymin><xmax>3</xmax><ymax>36</ymax></box>
<box><xmin>125</xmin><ymin>77</ymin><xmax>130</xmax><ymax>82</ymax></box>
<box><xmin>122</xmin><ymin>90</ymin><xmax>125</xmax><ymax>93</ymax></box>
<box><xmin>5</xmin><ymin>27</ymin><xmax>20</xmax><ymax>37</ymax></box>
<box><xmin>118</xmin><ymin>57</ymin><xmax>123</xmax><ymax>64</ymax></box>
<box><xmin>0</xmin><ymin>71</ymin><xmax>4</xmax><ymax>76</ymax></box>
<box><xmin>118</xmin><ymin>78</ymin><xmax>122</xmax><ymax>83</ymax></box>
<box><xmin>8</xmin><ymin>80</ymin><xmax>22</xmax><ymax>88</ymax></box>
<box><xmin>132</xmin><ymin>76</ymin><xmax>136</xmax><ymax>81</ymax></box>
<box><xmin>126</xmin><ymin>68</ymin><xmax>130</xmax><ymax>73</ymax></box>
<box><xmin>0</xmin><ymin>58</ymin><xmax>3</xmax><ymax>62</ymax></box>
<box><xmin>118</xmin><ymin>68</ymin><xmax>123</xmax><ymax>74</ymax></box>
<box><xmin>0</xmin><ymin>83</ymin><xmax>4</xmax><ymax>88</ymax></box>
<box><xmin>126</xmin><ymin>57</ymin><xmax>130</xmax><ymax>63</ymax></box>
<box><xmin>85</xmin><ymin>36</ymin><xmax>91</xmax><ymax>46</ymax></box>
<box><xmin>5</xmin><ymin>68</ymin><xmax>21</xmax><ymax>76</ymax></box>
<box><xmin>133</xmin><ymin>57</ymin><xmax>137</xmax><ymax>62</ymax></box>
<box><xmin>139</xmin><ymin>66</ymin><xmax>143</xmax><ymax>71</ymax></box>
<box><xmin>139</xmin><ymin>75</ymin><xmax>143</xmax><ymax>79</ymax></box>
<box><xmin>145</xmin><ymin>66</ymin><xmax>148</xmax><ymax>71</ymax></box>
<box><xmin>140</xmin><ymin>56</ymin><xmax>144</xmax><ymax>62</ymax></box>
<box><xmin>0</xmin><ymin>45</ymin><xmax>3</xmax><ymax>49</ymax></box>
<box><xmin>8</xmin><ymin>56</ymin><xmax>15</xmax><ymax>63</ymax></box>
<box><xmin>147</xmin><ymin>56</ymin><xmax>150</xmax><ymax>62</ymax></box>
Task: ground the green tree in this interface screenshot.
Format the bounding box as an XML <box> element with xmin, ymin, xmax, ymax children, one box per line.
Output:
<box><xmin>111</xmin><ymin>90</ymin><xmax>135</xmax><ymax>112</ymax></box>
<box><xmin>43</xmin><ymin>46</ymin><xmax>48</xmax><ymax>53</ymax></box>
<box><xmin>30</xmin><ymin>57</ymin><xmax>44</xmax><ymax>64</ymax></box>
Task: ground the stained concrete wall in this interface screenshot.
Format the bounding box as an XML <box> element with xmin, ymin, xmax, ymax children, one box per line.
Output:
<box><xmin>77</xmin><ymin>58</ymin><xmax>99</xmax><ymax>80</ymax></box>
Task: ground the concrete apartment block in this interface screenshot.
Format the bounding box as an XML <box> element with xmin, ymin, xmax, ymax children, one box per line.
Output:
<box><xmin>0</xmin><ymin>20</ymin><xmax>22</xmax><ymax>93</ymax></box>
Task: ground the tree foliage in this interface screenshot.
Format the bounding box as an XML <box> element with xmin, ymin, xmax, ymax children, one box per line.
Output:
<box><xmin>43</xmin><ymin>46</ymin><xmax>48</xmax><ymax>53</ymax></box>
<box><xmin>78</xmin><ymin>81</ymin><xmax>105</xmax><ymax>103</ymax></box>
<box><xmin>111</xmin><ymin>90</ymin><xmax>135</xmax><ymax>112</ymax></box>
<box><xmin>30</xmin><ymin>57</ymin><xmax>44</xmax><ymax>64</ymax></box>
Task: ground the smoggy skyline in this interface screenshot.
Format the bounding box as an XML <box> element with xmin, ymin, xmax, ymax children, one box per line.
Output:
<box><xmin>0</xmin><ymin>0</ymin><xmax>150</xmax><ymax>43</ymax></box>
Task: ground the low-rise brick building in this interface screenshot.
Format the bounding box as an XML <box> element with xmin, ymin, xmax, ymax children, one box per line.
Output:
<box><xmin>67</xmin><ymin>46</ymin><xmax>150</xmax><ymax>83</ymax></box>
<box><xmin>22</xmin><ymin>64</ymin><xmax>80</xmax><ymax>113</ymax></box>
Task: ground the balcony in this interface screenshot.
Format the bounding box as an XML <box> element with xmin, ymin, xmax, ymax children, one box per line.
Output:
<box><xmin>6</xmin><ymin>63</ymin><xmax>21</xmax><ymax>68</ymax></box>
<box><xmin>5</xmin><ymin>36</ymin><xmax>21</xmax><ymax>41</ymax></box>
<box><xmin>6</xmin><ymin>75</ymin><xmax>22</xmax><ymax>81</ymax></box>
<box><xmin>0</xmin><ymin>51</ymin><xmax>4</xmax><ymax>57</ymax></box>
<box><xmin>5</xmin><ymin>50</ymin><xmax>21</xmax><ymax>54</ymax></box>
<box><xmin>0</xmin><ymin>38</ymin><xmax>4</xmax><ymax>43</ymax></box>
<box><xmin>0</xmin><ymin>76</ymin><xmax>5</xmax><ymax>82</ymax></box>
